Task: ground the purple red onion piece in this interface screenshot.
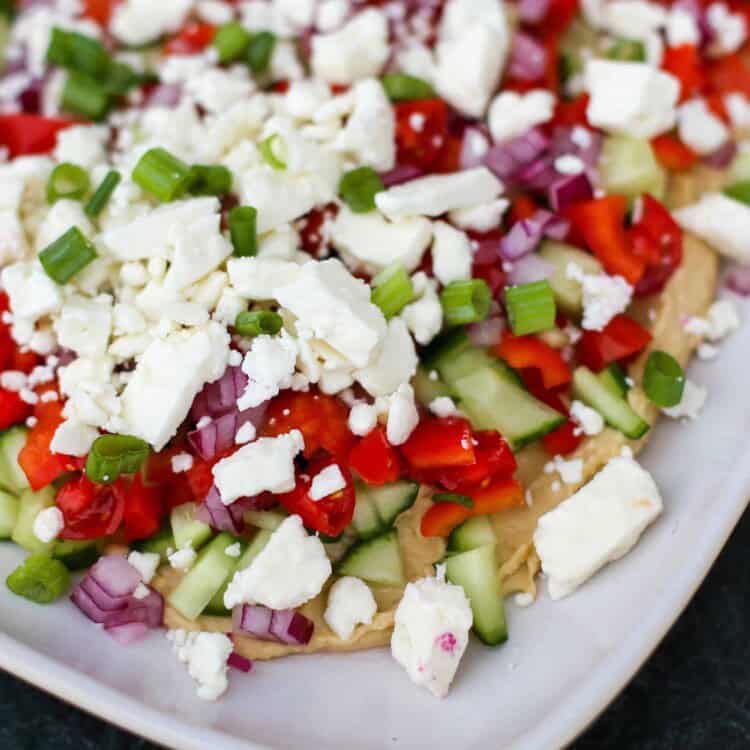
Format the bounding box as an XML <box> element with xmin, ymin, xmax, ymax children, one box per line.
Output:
<box><xmin>484</xmin><ymin>127</ymin><xmax>550</xmax><ymax>181</ymax></box>
<box><xmin>726</xmin><ymin>265</ymin><xmax>750</xmax><ymax>296</ymax></box>
<box><xmin>233</xmin><ymin>604</ymin><xmax>314</xmax><ymax>645</ymax></box>
<box><xmin>507</xmin><ymin>255</ymin><xmax>554</xmax><ymax>286</ymax></box>
<box><xmin>548</xmin><ymin>172</ymin><xmax>594</xmax><ymax>212</ymax></box>
<box><xmin>190</xmin><ymin>366</ymin><xmax>248</xmax><ymax>421</ymax></box>
<box><xmin>499</xmin><ymin>210</ymin><xmax>570</xmax><ymax>261</ymax></box>
<box><xmin>508</xmin><ymin>32</ymin><xmax>548</xmax><ymax>81</ymax></box>
<box><xmin>233</xmin><ymin>604</ymin><xmax>274</xmax><ymax>640</ymax></box>
<box><xmin>228</xmin><ymin>652</ymin><xmax>253</xmax><ymax>673</ymax></box>
<box><xmin>195</xmin><ymin>485</ymin><xmax>244</xmax><ymax>534</ymax></box>
<box><xmin>379</xmin><ymin>164</ymin><xmax>424</xmax><ymax>187</ymax></box>
<box><xmin>468</xmin><ymin>316</ymin><xmax>505</xmax><ymax>347</ymax></box>
<box><xmin>704</xmin><ymin>139</ymin><xmax>737</xmax><ymax>169</ymax></box>
<box><xmin>89</xmin><ymin>555</ymin><xmax>142</xmax><ymax>599</ymax></box>
<box><xmin>459</xmin><ymin>126</ymin><xmax>491</xmax><ymax>169</ymax></box>
<box><xmin>518</xmin><ymin>0</ymin><xmax>551</xmax><ymax>23</ymax></box>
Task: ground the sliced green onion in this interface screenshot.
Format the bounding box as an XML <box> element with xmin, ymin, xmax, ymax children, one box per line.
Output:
<box><xmin>103</xmin><ymin>60</ymin><xmax>141</xmax><ymax>96</ymax></box>
<box><xmin>0</xmin><ymin>0</ymin><xmax>15</xmax><ymax>19</ymax></box>
<box><xmin>381</xmin><ymin>73</ymin><xmax>435</xmax><ymax>102</ymax></box>
<box><xmin>339</xmin><ymin>167</ymin><xmax>384</xmax><ymax>213</ymax></box>
<box><xmin>61</xmin><ymin>72</ymin><xmax>111</xmax><ymax>121</ymax></box>
<box><xmin>441</xmin><ymin>279</ymin><xmax>492</xmax><ymax>327</ymax></box>
<box><xmin>235</xmin><ymin>310</ymin><xmax>284</xmax><ymax>337</ymax></box>
<box><xmin>606</xmin><ymin>37</ymin><xmax>646</xmax><ymax>62</ymax></box>
<box><xmin>85</xmin><ymin>170</ymin><xmax>121</xmax><ymax>217</ymax></box>
<box><xmin>371</xmin><ymin>264</ymin><xmax>415</xmax><ymax>320</ymax></box>
<box><xmin>47</xmin><ymin>163</ymin><xmax>90</xmax><ymax>204</ymax></box>
<box><xmin>724</xmin><ymin>180</ymin><xmax>750</xmax><ymax>206</ymax></box>
<box><xmin>47</xmin><ymin>28</ymin><xmax>110</xmax><ymax>78</ymax></box>
<box><xmin>228</xmin><ymin>205</ymin><xmax>258</xmax><ymax>257</ymax></box>
<box><xmin>432</xmin><ymin>493</ymin><xmax>474</xmax><ymax>508</ymax></box>
<box><xmin>6</xmin><ymin>555</ymin><xmax>70</xmax><ymax>604</ymax></box>
<box><xmin>132</xmin><ymin>147</ymin><xmax>192</xmax><ymax>202</ymax></box>
<box><xmin>213</xmin><ymin>21</ymin><xmax>252</xmax><ymax>63</ymax></box>
<box><xmin>85</xmin><ymin>434</ymin><xmax>150</xmax><ymax>485</ymax></box>
<box><xmin>39</xmin><ymin>227</ymin><xmax>97</xmax><ymax>284</ymax></box>
<box><xmin>259</xmin><ymin>133</ymin><xmax>287</xmax><ymax>170</ymax></box>
<box><xmin>505</xmin><ymin>280</ymin><xmax>556</xmax><ymax>336</ymax></box>
<box><xmin>247</xmin><ymin>31</ymin><xmax>276</xmax><ymax>74</ymax></box>
<box><xmin>188</xmin><ymin>164</ymin><xmax>233</xmax><ymax>196</ymax></box>
<box><xmin>643</xmin><ymin>350</ymin><xmax>685</xmax><ymax>408</ymax></box>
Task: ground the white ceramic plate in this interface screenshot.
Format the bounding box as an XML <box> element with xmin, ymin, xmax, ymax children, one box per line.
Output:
<box><xmin>2</xmin><ymin>291</ymin><xmax>749</xmax><ymax>750</ymax></box>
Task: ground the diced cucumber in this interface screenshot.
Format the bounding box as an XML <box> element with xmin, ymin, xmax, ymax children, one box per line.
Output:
<box><xmin>244</xmin><ymin>509</ymin><xmax>286</xmax><ymax>531</ymax></box>
<box><xmin>538</xmin><ymin>241</ymin><xmax>603</xmax><ymax>317</ymax></box>
<box><xmin>368</xmin><ymin>480</ymin><xmax>419</xmax><ymax>527</ymax></box>
<box><xmin>0</xmin><ymin>489</ymin><xmax>19</xmax><ymax>539</ymax></box>
<box><xmin>53</xmin><ymin>539</ymin><xmax>101</xmax><ymax>571</ymax></box>
<box><xmin>0</xmin><ymin>426</ymin><xmax>30</xmax><ymax>494</ymax></box>
<box><xmin>335</xmin><ymin>529</ymin><xmax>404</xmax><ymax>586</ymax></box>
<box><xmin>599</xmin><ymin>135</ymin><xmax>666</xmax><ymax>202</ymax></box>
<box><xmin>598</xmin><ymin>363</ymin><xmax>629</xmax><ymax>399</ymax></box>
<box><xmin>11</xmin><ymin>487</ymin><xmax>56</xmax><ymax>556</ymax></box>
<box><xmin>728</xmin><ymin>149</ymin><xmax>750</xmax><ymax>184</ymax></box>
<box><xmin>168</xmin><ymin>532</ymin><xmax>238</xmax><ymax>621</ymax></box>
<box><xmin>133</xmin><ymin>522</ymin><xmax>174</xmax><ymax>560</ymax></box>
<box><xmin>447</xmin><ymin>516</ymin><xmax>496</xmax><ymax>553</ymax></box>
<box><xmin>204</xmin><ymin>529</ymin><xmax>271</xmax><ymax>616</ymax></box>
<box><xmin>444</xmin><ymin>544</ymin><xmax>507</xmax><ymax>646</ymax></box>
<box><xmin>573</xmin><ymin>366</ymin><xmax>649</xmax><ymax>439</ymax></box>
<box><xmin>170</xmin><ymin>503</ymin><xmax>212</xmax><ymax>551</ymax></box>
<box><xmin>351</xmin><ymin>487</ymin><xmax>383</xmax><ymax>541</ymax></box>
<box><xmin>452</xmin><ymin>368</ymin><xmax>565</xmax><ymax>451</ymax></box>
<box><xmin>412</xmin><ymin>365</ymin><xmax>454</xmax><ymax>407</ymax></box>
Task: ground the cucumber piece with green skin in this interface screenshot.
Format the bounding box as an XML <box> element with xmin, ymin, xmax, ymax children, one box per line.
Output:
<box><xmin>0</xmin><ymin>489</ymin><xmax>19</xmax><ymax>539</ymax></box>
<box><xmin>170</xmin><ymin>503</ymin><xmax>213</xmax><ymax>551</ymax></box>
<box><xmin>538</xmin><ymin>241</ymin><xmax>603</xmax><ymax>317</ymax></box>
<box><xmin>598</xmin><ymin>362</ymin><xmax>629</xmax><ymax>399</ymax></box>
<box><xmin>447</xmin><ymin>516</ymin><xmax>497</xmax><ymax>553</ymax></box>
<box><xmin>0</xmin><ymin>426</ymin><xmax>30</xmax><ymax>494</ymax></box>
<box><xmin>452</xmin><ymin>368</ymin><xmax>565</xmax><ymax>451</ymax></box>
<box><xmin>727</xmin><ymin>149</ymin><xmax>750</xmax><ymax>184</ymax></box>
<box><xmin>168</xmin><ymin>532</ymin><xmax>238</xmax><ymax>621</ymax></box>
<box><xmin>53</xmin><ymin>539</ymin><xmax>101</xmax><ymax>571</ymax></box>
<box><xmin>132</xmin><ymin>521</ymin><xmax>174</xmax><ymax>560</ymax></box>
<box><xmin>444</xmin><ymin>544</ymin><xmax>507</xmax><ymax>646</ymax></box>
<box><xmin>335</xmin><ymin>529</ymin><xmax>404</xmax><ymax>586</ymax></box>
<box><xmin>351</xmin><ymin>487</ymin><xmax>383</xmax><ymax>540</ymax></box>
<box><xmin>412</xmin><ymin>365</ymin><xmax>455</xmax><ymax>407</ymax></box>
<box><xmin>599</xmin><ymin>135</ymin><xmax>666</xmax><ymax>202</ymax></box>
<box><xmin>367</xmin><ymin>480</ymin><xmax>419</xmax><ymax>527</ymax></box>
<box><xmin>11</xmin><ymin>487</ymin><xmax>56</xmax><ymax>555</ymax></box>
<box><xmin>243</xmin><ymin>509</ymin><xmax>287</xmax><ymax>531</ymax></box>
<box><xmin>573</xmin><ymin>366</ymin><xmax>649</xmax><ymax>439</ymax></box>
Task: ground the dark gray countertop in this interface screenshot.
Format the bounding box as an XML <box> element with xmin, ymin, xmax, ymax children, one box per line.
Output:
<box><xmin>3</xmin><ymin>509</ymin><xmax>750</xmax><ymax>750</ymax></box>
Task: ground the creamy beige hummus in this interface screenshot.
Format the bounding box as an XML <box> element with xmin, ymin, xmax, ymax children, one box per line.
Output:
<box><xmin>154</xmin><ymin>172</ymin><xmax>720</xmax><ymax>661</ymax></box>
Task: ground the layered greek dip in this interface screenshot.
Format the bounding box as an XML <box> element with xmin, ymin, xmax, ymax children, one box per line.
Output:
<box><xmin>0</xmin><ymin>0</ymin><xmax>748</xmax><ymax>702</ymax></box>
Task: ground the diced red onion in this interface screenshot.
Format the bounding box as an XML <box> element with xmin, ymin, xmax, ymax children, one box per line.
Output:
<box><xmin>548</xmin><ymin>126</ymin><xmax>602</xmax><ymax>170</ymax></box>
<box><xmin>71</xmin><ymin>576</ymin><xmax>164</xmax><ymax>631</ymax></box>
<box><xmin>499</xmin><ymin>210</ymin><xmax>570</xmax><ymax>260</ymax></box>
<box><xmin>474</xmin><ymin>237</ymin><xmax>502</xmax><ymax>265</ymax></box>
<box><xmin>507</xmin><ymin>254</ymin><xmax>554</xmax><ymax>286</ymax></box>
<box><xmin>233</xmin><ymin>604</ymin><xmax>275</xmax><ymax>640</ymax></box>
<box><xmin>484</xmin><ymin>127</ymin><xmax>550</xmax><ymax>180</ymax></box>
<box><xmin>195</xmin><ymin>485</ymin><xmax>244</xmax><ymax>534</ymax></box>
<box><xmin>515</xmin><ymin>157</ymin><xmax>559</xmax><ymax>192</ymax></box>
<box><xmin>468</xmin><ymin>316</ymin><xmax>505</xmax><ymax>347</ymax></box>
<box><xmin>548</xmin><ymin>172</ymin><xmax>594</xmax><ymax>212</ymax></box>
<box><xmin>71</xmin><ymin>584</ymin><xmax>115</xmax><ymax>624</ymax></box>
<box><xmin>518</xmin><ymin>0</ymin><xmax>550</xmax><ymax>23</ymax></box>
<box><xmin>726</xmin><ymin>265</ymin><xmax>750</xmax><ymax>296</ymax></box>
<box><xmin>105</xmin><ymin>622</ymin><xmax>149</xmax><ymax>645</ymax></box>
<box><xmin>188</xmin><ymin>402</ymin><xmax>266</xmax><ymax>460</ymax></box>
<box><xmin>228</xmin><ymin>652</ymin><xmax>253</xmax><ymax>673</ymax></box>
<box><xmin>459</xmin><ymin>126</ymin><xmax>491</xmax><ymax>169</ymax></box>
<box><xmin>145</xmin><ymin>83</ymin><xmax>182</xmax><ymax>108</ymax></box>
<box><xmin>269</xmin><ymin>609</ymin><xmax>314</xmax><ymax>645</ymax></box>
<box><xmin>104</xmin><ymin>590</ymin><xmax>164</xmax><ymax>629</ymax></box>
<box><xmin>190</xmin><ymin>366</ymin><xmax>248</xmax><ymax>421</ymax></box>
<box><xmin>508</xmin><ymin>32</ymin><xmax>547</xmax><ymax>81</ymax></box>
<box><xmin>80</xmin><ymin>576</ymin><xmax>131</xmax><ymax>612</ymax></box>
<box><xmin>704</xmin><ymin>139</ymin><xmax>737</xmax><ymax>169</ymax></box>
<box><xmin>19</xmin><ymin>77</ymin><xmax>44</xmax><ymax>114</ymax></box>
<box><xmin>89</xmin><ymin>555</ymin><xmax>142</xmax><ymax>599</ymax></box>
<box><xmin>379</xmin><ymin>164</ymin><xmax>424</xmax><ymax>187</ymax></box>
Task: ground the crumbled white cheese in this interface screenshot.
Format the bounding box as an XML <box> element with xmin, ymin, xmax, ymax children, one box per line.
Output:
<box><xmin>666</xmin><ymin>7</ymin><xmax>700</xmax><ymax>47</ymax></box>
<box><xmin>167</xmin><ymin>629</ymin><xmax>233</xmax><ymax>701</ymax></box>
<box><xmin>449</xmin><ymin>199</ymin><xmax>509</xmax><ymax>233</ymax></box>
<box><xmin>348</xmin><ymin>402</ymin><xmax>378</xmax><ymax>437</ymax></box>
<box><xmin>169</xmin><ymin>547</ymin><xmax>197</xmax><ymax>572</ymax></box>
<box><xmin>570</xmin><ymin>401</ymin><xmax>605</xmax><ymax>436</ymax></box>
<box><xmin>310</xmin><ymin>464</ymin><xmax>347</xmax><ymax>501</ymax></box>
<box><xmin>488</xmin><ymin>90</ymin><xmax>555</xmax><ymax>144</ymax></box>
<box><xmin>235</xmin><ymin>422</ymin><xmax>257</xmax><ymax>445</ymax></box>
<box><xmin>110</xmin><ymin>0</ymin><xmax>194</xmax><ymax>46</ymax></box>
<box><xmin>401</xmin><ymin>272</ymin><xmax>443</xmax><ymax>346</ymax></box>
<box><xmin>324</xmin><ymin>576</ymin><xmax>377</xmax><ymax>640</ymax></box>
<box><xmin>545</xmin><ymin>455</ymin><xmax>585</xmax><ymax>485</ymax></box>
<box><xmin>237</xmin><ymin>331</ymin><xmax>298</xmax><ymax>410</ymax></box>
<box><xmin>431</xmin><ymin>222</ymin><xmax>473</xmax><ymax>287</ymax></box>
<box><xmin>707</xmin><ymin>2</ymin><xmax>747</xmax><ymax>56</ymax></box>
<box><xmin>677</xmin><ymin>99</ymin><xmax>730</xmax><ymax>156</ymax></box>
<box><xmin>127</xmin><ymin>551</ymin><xmax>160</xmax><ymax>584</ymax></box>
<box><xmin>171</xmin><ymin>453</ymin><xmax>194</xmax><ymax>474</ymax></box>
<box><xmin>33</xmin><ymin>507</ymin><xmax>64</xmax><ymax>544</ymax></box>
<box><xmin>225</xmin><ymin>543</ymin><xmax>242</xmax><ymax>558</ymax></box>
<box><xmin>386</xmin><ymin>383</ymin><xmax>419</xmax><ymax>446</ymax></box>
<box><xmin>567</xmin><ymin>264</ymin><xmax>633</xmax><ymax>332</ymax></box>
<box><xmin>429</xmin><ymin>397</ymin><xmax>460</xmax><ymax>418</ymax></box>
<box><xmin>355</xmin><ymin>318</ymin><xmax>418</xmax><ymax>398</ymax></box>
<box><xmin>662</xmin><ymin>380</ymin><xmax>707</xmax><ymax>420</ymax></box>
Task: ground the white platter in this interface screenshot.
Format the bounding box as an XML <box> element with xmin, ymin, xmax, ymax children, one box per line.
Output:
<box><xmin>1</xmin><ymin>291</ymin><xmax>749</xmax><ymax>750</ymax></box>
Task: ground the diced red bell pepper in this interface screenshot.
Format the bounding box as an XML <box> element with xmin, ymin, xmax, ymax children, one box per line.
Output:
<box><xmin>549</xmin><ymin>93</ymin><xmax>590</xmax><ymax>129</ymax></box>
<box><xmin>348</xmin><ymin>426</ymin><xmax>401</xmax><ymax>486</ymax></box>
<box><xmin>651</xmin><ymin>135</ymin><xmax>699</xmax><ymax>172</ymax></box>
<box><xmin>0</xmin><ymin>114</ymin><xmax>75</xmax><ymax>159</ymax></box>
<box><xmin>401</xmin><ymin>417</ymin><xmax>476</xmax><ymax>471</ymax></box>
<box><xmin>394</xmin><ymin>98</ymin><xmax>449</xmax><ymax>171</ymax></box>
<box><xmin>57</xmin><ymin>475</ymin><xmax>127</xmax><ymax>541</ymax></box>
<box><xmin>0</xmin><ymin>326</ymin><xmax>12</xmax><ymax>372</ymax></box>
<box><xmin>277</xmin><ymin>456</ymin><xmax>355</xmax><ymax>537</ymax></box>
<box><xmin>662</xmin><ymin>45</ymin><xmax>705</xmax><ymax>102</ymax></box>
<box><xmin>542</xmin><ymin>420</ymin><xmax>584</xmax><ymax>456</ymax></box>
<box><xmin>9</xmin><ymin>347</ymin><xmax>41</xmax><ymax>374</ymax></box>
<box><xmin>263</xmin><ymin>389</ymin><xmax>355</xmax><ymax>461</ymax></box>
<box><xmin>577</xmin><ymin>314</ymin><xmax>652</xmax><ymax>372</ymax></box>
<box><xmin>81</xmin><ymin>0</ymin><xmax>119</xmax><ymax>25</ymax></box>
<box><xmin>163</xmin><ymin>22</ymin><xmax>216</xmax><ymax>56</ymax></box>
<box><xmin>509</xmin><ymin>194</ymin><xmax>539</xmax><ymax>225</ymax></box>
<box><xmin>543</xmin><ymin>0</ymin><xmax>579</xmax><ymax>34</ymax></box>
<box><xmin>564</xmin><ymin>196</ymin><xmax>646</xmax><ymax>285</ymax></box>
<box><xmin>0</xmin><ymin>389</ymin><xmax>31</xmax><ymax>431</ymax></box>
<box><xmin>18</xmin><ymin>401</ymin><xmax>74</xmax><ymax>491</ymax></box>
<box><xmin>146</xmin><ymin>444</ymin><xmax>195</xmax><ymax>509</ymax></box>
<box><xmin>420</xmin><ymin>501</ymin><xmax>470</xmax><ymax>538</ymax></box>
<box><xmin>495</xmin><ymin>333</ymin><xmax>572</xmax><ymax>390</ymax></box>
<box><xmin>706</xmin><ymin>52</ymin><xmax>750</xmax><ymax>99</ymax></box>
<box><xmin>123</xmin><ymin>475</ymin><xmax>164</xmax><ymax>542</ymax></box>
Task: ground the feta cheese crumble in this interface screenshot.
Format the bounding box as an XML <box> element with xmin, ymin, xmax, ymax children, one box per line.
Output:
<box><xmin>33</xmin><ymin>507</ymin><xmax>64</xmax><ymax>544</ymax></box>
<box><xmin>310</xmin><ymin>464</ymin><xmax>347</xmax><ymax>501</ymax></box>
<box><xmin>570</xmin><ymin>401</ymin><xmax>605</xmax><ymax>436</ymax></box>
<box><xmin>167</xmin><ymin>629</ymin><xmax>233</xmax><ymax>701</ymax></box>
<box><xmin>662</xmin><ymin>380</ymin><xmax>707</xmax><ymax>421</ymax></box>
<box><xmin>127</xmin><ymin>551</ymin><xmax>160</xmax><ymax>584</ymax></box>
<box><xmin>324</xmin><ymin>576</ymin><xmax>378</xmax><ymax>640</ymax></box>
<box><xmin>567</xmin><ymin>263</ymin><xmax>633</xmax><ymax>332</ymax></box>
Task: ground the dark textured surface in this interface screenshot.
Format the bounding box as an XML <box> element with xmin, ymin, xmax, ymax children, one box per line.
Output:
<box><xmin>3</xmin><ymin>512</ymin><xmax>750</xmax><ymax>750</ymax></box>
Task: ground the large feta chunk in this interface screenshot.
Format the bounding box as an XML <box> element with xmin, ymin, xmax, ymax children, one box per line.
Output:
<box><xmin>330</xmin><ymin>208</ymin><xmax>432</xmax><ymax>273</ymax></box>
<box><xmin>674</xmin><ymin>193</ymin><xmax>750</xmax><ymax>264</ymax></box>
<box><xmin>449</xmin><ymin>199</ymin><xmax>509</xmax><ymax>233</ymax></box>
<box><xmin>121</xmin><ymin>323</ymin><xmax>230</xmax><ymax>450</ymax></box>
<box><xmin>167</xmin><ymin>630</ymin><xmax>233</xmax><ymax>702</ymax></box>
<box><xmin>677</xmin><ymin>99</ymin><xmax>730</xmax><ymax>156</ymax></box>
<box><xmin>585</xmin><ymin>60</ymin><xmax>679</xmax><ymax>138</ymax></box>
<box><xmin>488</xmin><ymin>90</ymin><xmax>555</xmax><ymax>144</ymax></box>
<box><xmin>274</xmin><ymin>259</ymin><xmax>387</xmax><ymax>368</ymax></box>
<box><xmin>391</xmin><ymin>571</ymin><xmax>473</xmax><ymax>698</ymax></box>
<box><xmin>50</xmin><ymin>419</ymin><xmax>99</xmax><ymax>457</ymax></box>
<box><xmin>375</xmin><ymin>169</ymin><xmax>502</xmax><ymax>221</ymax></box>
<box><xmin>54</xmin><ymin>295</ymin><xmax>112</xmax><ymax>358</ymax></box>
<box><xmin>324</xmin><ymin>576</ymin><xmax>377</xmax><ymax>640</ymax></box>
<box><xmin>311</xmin><ymin>9</ymin><xmax>389</xmax><ymax>84</ymax></box>
<box><xmin>111</xmin><ymin>0</ymin><xmax>194</xmax><ymax>46</ymax></box>
<box><xmin>213</xmin><ymin>430</ymin><xmax>304</xmax><ymax>505</ymax></box>
<box><xmin>224</xmin><ymin>514</ymin><xmax>331</xmax><ymax>610</ymax></box>
<box><xmin>227</xmin><ymin>257</ymin><xmax>301</xmax><ymax>300</ymax></box>
<box><xmin>533</xmin><ymin>456</ymin><xmax>663</xmax><ymax>599</ymax></box>
<box><xmin>431</xmin><ymin>222</ymin><xmax>472</xmax><ymax>286</ymax></box>
<box><xmin>355</xmin><ymin>318</ymin><xmax>418</xmax><ymax>397</ymax></box>
<box><xmin>386</xmin><ymin>383</ymin><xmax>419</xmax><ymax>446</ymax></box>
<box><xmin>237</xmin><ymin>331</ymin><xmax>298</xmax><ymax>409</ymax></box>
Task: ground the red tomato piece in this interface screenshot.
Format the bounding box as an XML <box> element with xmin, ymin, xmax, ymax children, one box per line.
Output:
<box><xmin>123</xmin><ymin>475</ymin><xmax>164</xmax><ymax>542</ymax></box>
<box><xmin>0</xmin><ymin>114</ymin><xmax>75</xmax><ymax>159</ymax></box>
<box><xmin>433</xmin><ymin>431</ymin><xmax>517</xmax><ymax>492</ymax></box>
<box><xmin>81</xmin><ymin>0</ymin><xmax>118</xmax><ymax>25</ymax></box>
<box><xmin>18</xmin><ymin>401</ymin><xmax>73</xmax><ymax>491</ymax></box>
<box><xmin>662</xmin><ymin>45</ymin><xmax>705</xmax><ymax>102</ymax></box>
<box><xmin>495</xmin><ymin>333</ymin><xmax>572</xmax><ymax>390</ymax></box>
<box><xmin>163</xmin><ymin>22</ymin><xmax>216</xmax><ymax>56</ymax></box>
<box><xmin>549</xmin><ymin>94</ymin><xmax>590</xmax><ymax>129</ymax></box>
<box><xmin>542</xmin><ymin>419</ymin><xmax>584</xmax><ymax>456</ymax></box>
<box><xmin>651</xmin><ymin>135</ymin><xmax>699</xmax><ymax>172</ymax></box>
<box><xmin>277</xmin><ymin>456</ymin><xmax>355</xmax><ymax>537</ymax></box>
<box><xmin>348</xmin><ymin>427</ymin><xmax>401</xmax><ymax>486</ymax></box>
<box><xmin>706</xmin><ymin>52</ymin><xmax>750</xmax><ymax>99</ymax></box>
<box><xmin>394</xmin><ymin>98</ymin><xmax>449</xmax><ymax>171</ymax></box>
<box><xmin>58</xmin><ymin>476</ymin><xmax>127</xmax><ymax>541</ymax></box>
<box><xmin>577</xmin><ymin>314</ymin><xmax>653</xmax><ymax>372</ymax></box>
<box><xmin>401</xmin><ymin>417</ymin><xmax>476</xmax><ymax>471</ymax></box>
<box><xmin>9</xmin><ymin>347</ymin><xmax>41</xmax><ymax>374</ymax></box>
<box><xmin>0</xmin><ymin>389</ymin><xmax>32</xmax><ymax>431</ymax></box>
